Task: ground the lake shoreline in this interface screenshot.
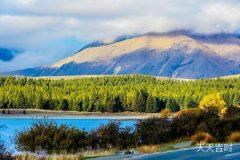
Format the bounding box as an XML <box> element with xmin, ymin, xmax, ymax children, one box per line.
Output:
<box><xmin>0</xmin><ymin>109</ymin><xmax>159</xmax><ymax>119</ymax></box>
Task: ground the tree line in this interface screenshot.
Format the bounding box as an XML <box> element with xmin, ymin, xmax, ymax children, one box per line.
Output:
<box><xmin>0</xmin><ymin>75</ymin><xmax>239</xmax><ymax>113</ymax></box>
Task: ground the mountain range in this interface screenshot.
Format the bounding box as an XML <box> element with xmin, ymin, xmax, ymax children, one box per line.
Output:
<box><xmin>1</xmin><ymin>31</ymin><xmax>240</xmax><ymax>79</ymax></box>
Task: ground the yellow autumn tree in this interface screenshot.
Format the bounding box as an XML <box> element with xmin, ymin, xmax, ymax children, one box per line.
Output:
<box><xmin>199</xmin><ymin>93</ymin><xmax>227</xmax><ymax>115</ymax></box>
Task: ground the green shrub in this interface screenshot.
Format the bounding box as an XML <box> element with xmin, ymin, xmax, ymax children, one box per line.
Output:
<box><xmin>224</xmin><ymin>106</ymin><xmax>240</xmax><ymax>118</ymax></box>
<box><xmin>172</xmin><ymin>109</ymin><xmax>201</xmax><ymax>137</ymax></box>
<box><xmin>135</xmin><ymin>117</ymin><xmax>172</xmax><ymax>145</ymax></box>
<box><xmin>92</xmin><ymin>121</ymin><xmax>135</xmax><ymax>149</ymax></box>
<box><xmin>15</xmin><ymin>121</ymin><xmax>88</xmax><ymax>153</ymax></box>
<box><xmin>196</xmin><ymin>122</ymin><xmax>209</xmax><ymax>133</ymax></box>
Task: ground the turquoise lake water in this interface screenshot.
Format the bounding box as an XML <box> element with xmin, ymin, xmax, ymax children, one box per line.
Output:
<box><xmin>0</xmin><ymin>116</ymin><xmax>136</xmax><ymax>152</ymax></box>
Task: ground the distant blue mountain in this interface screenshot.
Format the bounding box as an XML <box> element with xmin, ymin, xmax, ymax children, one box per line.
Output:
<box><xmin>0</xmin><ymin>48</ymin><xmax>16</xmax><ymax>62</ymax></box>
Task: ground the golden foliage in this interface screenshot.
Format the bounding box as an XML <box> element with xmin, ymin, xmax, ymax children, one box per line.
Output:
<box><xmin>191</xmin><ymin>132</ymin><xmax>215</xmax><ymax>145</ymax></box>
<box><xmin>227</xmin><ymin>132</ymin><xmax>240</xmax><ymax>143</ymax></box>
<box><xmin>175</xmin><ymin>108</ymin><xmax>201</xmax><ymax>118</ymax></box>
<box><xmin>160</xmin><ymin>108</ymin><xmax>173</xmax><ymax>118</ymax></box>
<box><xmin>199</xmin><ymin>93</ymin><xmax>227</xmax><ymax>115</ymax></box>
<box><xmin>137</xmin><ymin>145</ymin><xmax>160</xmax><ymax>153</ymax></box>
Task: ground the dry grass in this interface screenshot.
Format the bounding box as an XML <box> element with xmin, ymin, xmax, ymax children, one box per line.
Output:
<box><xmin>80</xmin><ymin>149</ymin><xmax>115</xmax><ymax>158</ymax></box>
<box><xmin>137</xmin><ymin>145</ymin><xmax>160</xmax><ymax>153</ymax></box>
<box><xmin>14</xmin><ymin>149</ymin><xmax>115</xmax><ymax>160</ymax></box>
<box><xmin>46</xmin><ymin>154</ymin><xmax>84</xmax><ymax>160</ymax></box>
<box><xmin>159</xmin><ymin>108</ymin><xmax>173</xmax><ymax>118</ymax></box>
<box><xmin>191</xmin><ymin>132</ymin><xmax>215</xmax><ymax>145</ymax></box>
<box><xmin>175</xmin><ymin>108</ymin><xmax>201</xmax><ymax>117</ymax></box>
<box><xmin>15</xmin><ymin>154</ymin><xmax>84</xmax><ymax>160</ymax></box>
<box><xmin>227</xmin><ymin>131</ymin><xmax>240</xmax><ymax>143</ymax></box>
<box><xmin>15</xmin><ymin>154</ymin><xmax>38</xmax><ymax>160</ymax></box>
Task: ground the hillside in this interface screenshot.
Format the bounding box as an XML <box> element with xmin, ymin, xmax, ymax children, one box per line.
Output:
<box><xmin>2</xmin><ymin>32</ymin><xmax>240</xmax><ymax>79</ymax></box>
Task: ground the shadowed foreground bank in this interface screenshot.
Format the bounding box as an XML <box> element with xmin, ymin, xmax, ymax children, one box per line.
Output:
<box><xmin>1</xmin><ymin>106</ymin><xmax>238</xmax><ymax>159</ymax></box>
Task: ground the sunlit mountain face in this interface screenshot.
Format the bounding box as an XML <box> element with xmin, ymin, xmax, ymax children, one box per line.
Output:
<box><xmin>2</xmin><ymin>32</ymin><xmax>240</xmax><ymax>79</ymax></box>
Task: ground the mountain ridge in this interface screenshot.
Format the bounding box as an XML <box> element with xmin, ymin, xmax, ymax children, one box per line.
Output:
<box><xmin>1</xmin><ymin>32</ymin><xmax>240</xmax><ymax>79</ymax></box>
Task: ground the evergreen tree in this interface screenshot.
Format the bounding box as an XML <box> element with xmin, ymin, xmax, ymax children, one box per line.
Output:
<box><xmin>35</xmin><ymin>95</ymin><xmax>44</xmax><ymax>109</ymax></box>
<box><xmin>183</xmin><ymin>98</ymin><xmax>198</xmax><ymax>110</ymax></box>
<box><xmin>166</xmin><ymin>98</ymin><xmax>180</xmax><ymax>112</ymax></box>
<box><xmin>146</xmin><ymin>95</ymin><xmax>158</xmax><ymax>113</ymax></box>
<box><xmin>14</xmin><ymin>91</ymin><xmax>25</xmax><ymax>108</ymax></box>
<box><xmin>233</xmin><ymin>94</ymin><xmax>240</xmax><ymax>107</ymax></box>
<box><xmin>113</xmin><ymin>96</ymin><xmax>123</xmax><ymax>112</ymax></box>
<box><xmin>59</xmin><ymin>99</ymin><xmax>68</xmax><ymax>111</ymax></box>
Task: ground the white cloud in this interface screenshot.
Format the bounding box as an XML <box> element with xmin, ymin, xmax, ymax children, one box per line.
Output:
<box><xmin>194</xmin><ymin>3</ymin><xmax>240</xmax><ymax>34</ymax></box>
<box><xmin>1</xmin><ymin>0</ymin><xmax>239</xmax><ymax>47</ymax></box>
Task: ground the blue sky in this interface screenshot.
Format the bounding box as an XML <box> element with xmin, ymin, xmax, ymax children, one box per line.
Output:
<box><xmin>0</xmin><ymin>0</ymin><xmax>240</xmax><ymax>72</ymax></box>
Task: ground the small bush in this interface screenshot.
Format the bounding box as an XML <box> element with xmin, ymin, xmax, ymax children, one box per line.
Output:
<box><xmin>199</xmin><ymin>93</ymin><xmax>227</xmax><ymax>116</ymax></box>
<box><xmin>137</xmin><ymin>145</ymin><xmax>160</xmax><ymax>153</ymax></box>
<box><xmin>93</xmin><ymin>121</ymin><xmax>121</xmax><ymax>149</ymax></box>
<box><xmin>226</xmin><ymin>132</ymin><xmax>240</xmax><ymax>143</ymax></box>
<box><xmin>136</xmin><ymin>117</ymin><xmax>172</xmax><ymax>145</ymax></box>
<box><xmin>172</xmin><ymin>109</ymin><xmax>201</xmax><ymax>137</ymax></box>
<box><xmin>191</xmin><ymin>132</ymin><xmax>214</xmax><ymax>145</ymax></box>
<box><xmin>160</xmin><ymin>108</ymin><xmax>172</xmax><ymax>118</ymax></box>
<box><xmin>196</xmin><ymin>122</ymin><xmax>209</xmax><ymax>133</ymax></box>
<box><xmin>90</xmin><ymin>121</ymin><xmax>135</xmax><ymax>149</ymax></box>
<box><xmin>118</xmin><ymin>126</ymin><xmax>135</xmax><ymax>149</ymax></box>
<box><xmin>224</xmin><ymin>106</ymin><xmax>240</xmax><ymax>118</ymax></box>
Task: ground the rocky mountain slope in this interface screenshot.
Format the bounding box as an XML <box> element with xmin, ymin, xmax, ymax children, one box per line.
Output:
<box><xmin>2</xmin><ymin>32</ymin><xmax>240</xmax><ymax>79</ymax></box>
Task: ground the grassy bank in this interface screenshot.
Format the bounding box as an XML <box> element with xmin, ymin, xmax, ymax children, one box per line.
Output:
<box><xmin>15</xmin><ymin>149</ymin><xmax>116</xmax><ymax>160</ymax></box>
<box><xmin>14</xmin><ymin>140</ymin><xmax>191</xmax><ymax>160</ymax></box>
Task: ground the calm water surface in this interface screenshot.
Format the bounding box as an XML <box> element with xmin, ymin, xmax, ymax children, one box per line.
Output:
<box><xmin>0</xmin><ymin>116</ymin><xmax>136</xmax><ymax>151</ymax></box>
